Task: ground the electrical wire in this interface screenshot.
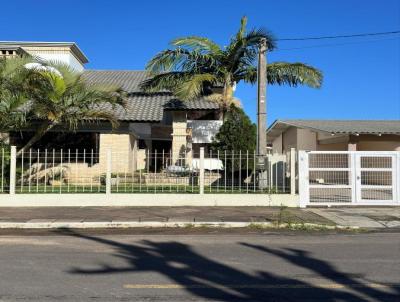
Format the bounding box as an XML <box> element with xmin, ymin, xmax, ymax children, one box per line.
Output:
<box><xmin>277</xmin><ymin>30</ymin><xmax>400</xmax><ymax>41</ymax></box>
<box><xmin>274</xmin><ymin>36</ymin><xmax>400</xmax><ymax>52</ymax></box>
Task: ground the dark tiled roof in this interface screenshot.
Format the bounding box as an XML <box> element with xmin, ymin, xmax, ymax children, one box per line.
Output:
<box><xmin>83</xmin><ymin>70</ymin><xmax>150</xmax><ymax>93</ymax></box>
<box><xmin>82</xmin><ymin>70</ymin><xmax>219</xmax><ymax>122</ymax></box>
<box><xmin>267</xmin><ymin>119</ymin><xmax>400</xmax><ymax>140</ymax></box>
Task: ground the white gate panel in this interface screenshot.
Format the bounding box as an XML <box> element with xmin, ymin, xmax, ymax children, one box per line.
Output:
<box><xmin>299</xmin><ymin>151</ymin><xmax>400</xmax><ymax>207</ymax></box>
<box><xmin>355</xmin><ymin>153</ymin><xmax>397</xmax><ymax>203</ymax></box>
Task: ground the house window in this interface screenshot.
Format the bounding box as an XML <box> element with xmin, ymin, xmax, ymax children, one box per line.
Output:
<box><xmin>9</xmin><ymin>132</ymin><xmax>100</xmax><ymax>164</ymax></box>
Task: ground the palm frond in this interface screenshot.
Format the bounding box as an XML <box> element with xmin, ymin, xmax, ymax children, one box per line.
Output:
<box><xmin>175</xmin><ymin>73</ymin><xmax>218</xmax><ymax>100</ymax></box>
<box><xmin>234</xmin><ymin>65</ymin><xmax>257</xmax><ymax>84</ymax></box>
<box><xmin>171</xmin><ymin>36</ymin><xmax>221</xmax><ymax>53</ymax></box>
<box><xmin>145</xmin><ymin>48</ymin><xmax>219</xmax><ymax>74</ymax></box>
<box><xmin>244</xmin><ymin>28</ymin><xmax>276</xmax><ymax>50</ymax></box>
<box><xmin>145</xmin><ymin>48</ymin><xmax>192</xmax><ymax>72</ymax></box>
<box><xmin>67</xmin><ymin>110</ymin><xmax>120</xmax><ymax>130</ymax></box>
<box><xmin>139</xmin><ymin>71</ymin><xmax>191</xmax><ymax>92</ymax></box>
<box><xmin>267</xmin><ymin>62</ymin><xmax>323</xmax><ymax>88</ymax></box>
<box><xmin>226</xmin><ymin>25</ymin><xmax>275</xmax><ymax>73</ymax></box>
<box><xmin>41</xmin><ymin>60</ymin><xmax>82</xmax><ymax>86</ymax></box>
<box><xmin>235</xmin><ymin>16</ymin><xmax>248</xmax><ymax>41</ymax></box>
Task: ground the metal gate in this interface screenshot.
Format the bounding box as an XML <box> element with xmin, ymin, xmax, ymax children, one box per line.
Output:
<box><xmin>299</xmin><ymin>151</ymin><xmax>400</xmax><ymax>207</ymax></box>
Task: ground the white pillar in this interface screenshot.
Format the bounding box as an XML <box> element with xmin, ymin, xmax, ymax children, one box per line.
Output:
<box><xmin>106</xmin><ymin>148</ymin><xmax>112</xmax><ymax>195</ymax></box>
<box><xmin>348</xmin><ymin>142</ymin><xmax>357</xmax><ymax>151</ymax></box>
<box><xmin>171</xmin><ymin>112</ymin><xmax>187</xmax><ymax>165</ymax></box>
<box><xmin>199</xmin><ymin>147</ymin><xmax>204</xmax><ymax>194</ymax></box>
<box><xmin>298</xmin><ymin>151</ymin><xmax>309</xmax><ymax>208</ymax></box>
<box><xmin>9</xmin><ymin>146</ymin><xmax>16</xmax><ymax>195</ymax></box>
<box><xmin>396</xmin><ymin>152</ymin><xmax>400</xmax><ymax>203</ymax></box>
<box><xmin>290</xmin><ymin>148</ymin><xmax>296</xmax><ymax>195</ymax></box>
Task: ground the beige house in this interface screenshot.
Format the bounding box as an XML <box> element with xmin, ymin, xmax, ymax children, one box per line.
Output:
<box><xmin>267</xmin><ymin>119</ymin><xmax>400</xmax><ymax>154</ymax></box>
<box><xmin>1</xmin><ymin>41</ymin><xmax>223</xmax><ymax>181</ymax></box>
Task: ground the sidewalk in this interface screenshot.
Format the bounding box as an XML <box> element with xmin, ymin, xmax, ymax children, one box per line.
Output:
<box><xmin>0</xmin><ymin>206</ymin><xmax>399</xmax><ymax>229</ymax></box>
<box><xmin>308</xmin><ymin>207</ymin><xmax>400</xmax><ymax>228</ymax></box>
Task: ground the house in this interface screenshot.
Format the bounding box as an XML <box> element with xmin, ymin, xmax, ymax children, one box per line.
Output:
<box><xmin>267</xmin><ymin>119</ymin><xmax>400</xmax><ymax>154</ymax></box>
<box><xmin>1</xmin><ymin>41</ymin><xmax>223</xmax><ymax>179</ymax></box>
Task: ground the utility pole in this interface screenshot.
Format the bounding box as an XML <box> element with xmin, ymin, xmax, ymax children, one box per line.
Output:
<box><xmin>257</xmin><ymin>38</ymin><xmax>267</xmax><ymax>157</ymax></box>
<box><xmin>257</xmin><ymin>38</ymin><xmax>268</xmax><ymax>188</ymax></box>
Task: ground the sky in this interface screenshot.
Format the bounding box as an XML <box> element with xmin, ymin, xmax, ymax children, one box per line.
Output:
<box><xmin>1</xmin><ymin>0</ymin><xmax>399</xmax><ymax>125</ymax></box>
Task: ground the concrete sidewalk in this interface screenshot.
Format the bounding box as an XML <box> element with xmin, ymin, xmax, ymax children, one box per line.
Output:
<box><xmin>308</xmin><ymin>207</ymin><xmax>400</xmax><ymax>228</ymax></box>
<box><xmin>0</xmin><ymin>206</ymin><xmax>399</xmax><ymax>229</ymax></box>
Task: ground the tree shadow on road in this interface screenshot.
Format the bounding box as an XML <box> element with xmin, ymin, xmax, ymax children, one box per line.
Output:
<box><xmin>60</xmin><ymin>229</ymin><xmax>399</xmax><ymax>302</ymax></box>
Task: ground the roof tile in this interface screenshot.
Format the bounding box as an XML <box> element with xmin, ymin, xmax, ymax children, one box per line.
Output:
<box><xmin>82</xmin><ymin>70</ymin><xmax>219</xmax><ymax>122</ymax></box>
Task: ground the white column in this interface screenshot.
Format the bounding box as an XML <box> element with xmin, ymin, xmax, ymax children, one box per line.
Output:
<box><xmin>290</xmin><ymin>148</ymin><xmax>296</xmax><ymax>195</ymax></box>
<box><xmin>171</xmin><ymin>112</ymin><xmax>187</xmax><ymax>165</ymax></box>
<box><xmin>348</xmin><ymin>143</ymin><xmax>357</xmax><ymax>151</ymax></box>
<box><xmin>106</xmin><ymin>148</ymin><xmax>112</xmax><ymax>195</ymax></box>
<box><xmin>9</xmin><ymin>146</ymin><xmax>16</xmax><ymax>195</ymax></box>
<box><xmin>298</xmin><ymin>151</ymin><xmax>309</xmax><ymax>208</ymax></box>
<box><xmin>199</xmin><ymin>147</ymin><xmax>204</xmax><ymax>194</ymax></box>
<box><xmin>396</xmin><ymin>152</ymin><xmax>400</xmax><ymax>203</ymax></box>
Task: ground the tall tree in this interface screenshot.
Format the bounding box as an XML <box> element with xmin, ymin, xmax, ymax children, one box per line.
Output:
<box><xmin>0</xmin><ymin>56</ymin><xmax>36</xmax><ymax>131</ymax></box>
<box><xmin>140</xmin><ymin>16</ymin><xmax>323</xmax><ymax>111</ymax></box>
<box><xmin>0</xmin><ymin>57</ymin><xmax>126</xmax><ymax>156</ymax></box>
<box><xmin>211</xmin><ymin>105</ymin><xmax>256</xmax><ymax>152</ymax></box>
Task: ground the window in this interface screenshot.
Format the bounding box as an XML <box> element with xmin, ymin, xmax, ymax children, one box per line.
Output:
<box><xmin>9</xmin><ymin>132</ymin><xmax>100</xmax><ymax>165</ymax></box>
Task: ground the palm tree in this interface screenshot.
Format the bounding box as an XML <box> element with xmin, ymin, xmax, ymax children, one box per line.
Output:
<box><xmin>140</xmin><ymin>16</ymin><xmax>322</xmax><ymax>111</ymax></box>
<box><xmin>0</xmin><ymin>56</ymin><xmax>37</xmax><ymax>132</ymax></box>
<box><xmin>10</xmin><ymin>60</ymin><xmax>125</xmax><ymax>156</ymax></box>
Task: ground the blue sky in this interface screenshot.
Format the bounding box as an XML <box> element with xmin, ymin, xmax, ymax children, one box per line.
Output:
<box><xmin>1</xmin><ymin>0</ymin><xmax>399</xmax><ymax>125</ymax></box>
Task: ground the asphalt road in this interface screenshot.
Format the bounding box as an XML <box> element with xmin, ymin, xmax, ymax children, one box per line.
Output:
<box><xmin>0</xmin><ymin>231</ymin><xmax>399</xmax><ymax>301</ymax></box>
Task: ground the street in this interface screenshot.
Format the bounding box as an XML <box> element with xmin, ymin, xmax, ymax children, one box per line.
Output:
<box><xmin>0</xmin><ymin>231</ymin><xmax>399</xmax><ymax>301</ymax></box>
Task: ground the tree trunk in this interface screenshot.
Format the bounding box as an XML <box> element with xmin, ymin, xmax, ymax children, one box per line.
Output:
<box><xmin>16</xmin><ymin>121</ymin><xmax>55</xmax><ymax>157</ymax></box>
<box><xmin>221</xmin><ymin>75</ymin><xmax>235</xmax><ymax>120</ymax></box>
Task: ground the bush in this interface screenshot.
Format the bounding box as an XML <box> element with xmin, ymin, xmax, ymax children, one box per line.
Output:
<box><xmin>211</xmin><ymin>105</ymin><xmax>256</xmax><ymax>171</ymax></box>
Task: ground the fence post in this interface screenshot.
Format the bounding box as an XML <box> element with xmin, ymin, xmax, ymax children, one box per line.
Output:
<box><xmin>199</xmin><ymin>147</ymin><xmax>204</xmax><ymax>194</ymax></box>
<box><xmin>397</xmin><ymin>152</ymin><xmax>400</xmax><ymax>203</ymax></box>
<box><xmin>106</xmin><ymin>148</ymin><xmax>112</xmax><ymax>195</ymax></box>
<box><xmin>9</xmin><ymin>146</ymin><xmax>16</xmax><ymax>195</ymax></box>
<box><xmin>290</xmin><ymin>148</ymin><xmax>296</xmax><ymax>195</ymax></box>
<box><xmin>298</xmin><ymin>151</ymin><xmax>309</xmax><ymax>208</ymax></box>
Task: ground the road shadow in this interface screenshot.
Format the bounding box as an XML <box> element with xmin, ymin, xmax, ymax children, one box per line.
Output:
<box><xmin>59</xmin><ymin>229</ymin><xmax>399</xmax><ymax>302</ymax></box>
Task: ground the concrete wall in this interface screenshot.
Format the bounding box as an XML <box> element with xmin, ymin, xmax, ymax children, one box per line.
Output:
<box><xmin>0</xmin><ymin>194</ymin><xmax>300</xmax><ymax>207</ymax></box>
<box><xmin>65</xmin><ymin>133</ymin><xmax>135</xmax><ymax>183</ymax></box>
<box><xmin>317</xmin><ymin>142</ymin><xmax>348</xmax><ymax>151</ymax></box>
<box><xmin>297</xmin><ymin>129</ymin><xmax>317</xmax><ymax>151</ymax></box>
<box><xmin>357</xmin><ymin>140</ymin><xmax>400</xmax><ymax>151</ymax></box>
<box><xmin>22</xmin><ymin>47</ymin><xmax>85</xmax><ymax>71</ymax></box>
<box><xmin>171</xmin><ymin>112</ymin><xmax>188</xmax><ymax>164</ymax></box>
<box><xmin>99</xmin><ymin>133</ymin><xmax>133</xmax><ymax>172</ymax></box>
<box><xmin>274</xmin><ymin>128</ymin><xmax>400</xmax><ymax>153</ymax></box>
<box><xmin>271</xmin><ymin>134</ymin><xmax>283</xmax><ymax>154</ymax></box>
<box><xmin>279</xmin><ymin>127</ymin><xmax>317</xmax><ymax>153</ymax></box>
<box><xmin>282</xmin><ymin>127</ymin><xmax>297</xmax><ymax>153</ymax></box>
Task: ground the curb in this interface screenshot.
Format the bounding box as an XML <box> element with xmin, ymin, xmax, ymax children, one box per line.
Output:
<box><xmin>0</xmin><ymin>221</ymin><xmax>355</xmax><ymax>230</ymax></box>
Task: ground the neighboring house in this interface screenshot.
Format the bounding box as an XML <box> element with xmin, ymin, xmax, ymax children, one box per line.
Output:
<box><xmin>1</xmin><ymin>41</ymin><xmax>223</xmax><ymax>178</ymax></box>
<box><xmin>267</xmin><ymin>119</ymin><xmax>400</xmax><ymax>154</ymax></box>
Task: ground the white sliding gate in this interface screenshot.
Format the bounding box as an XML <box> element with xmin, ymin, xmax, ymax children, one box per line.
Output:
<box><xmin>299</xmin><ymin>151</ymin><xmax>400</xmax><ymax>207</ymax></box>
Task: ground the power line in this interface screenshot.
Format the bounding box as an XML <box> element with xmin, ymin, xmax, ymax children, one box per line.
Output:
<box><xmin>274</xmin><ymin>36</ymin><xmax>400</xmax><ymax>52</ymax></box>
<box><xmin>277</xmin><ymin>30</ymin><xmax>400</xmax><ymax>41</ymax></box>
